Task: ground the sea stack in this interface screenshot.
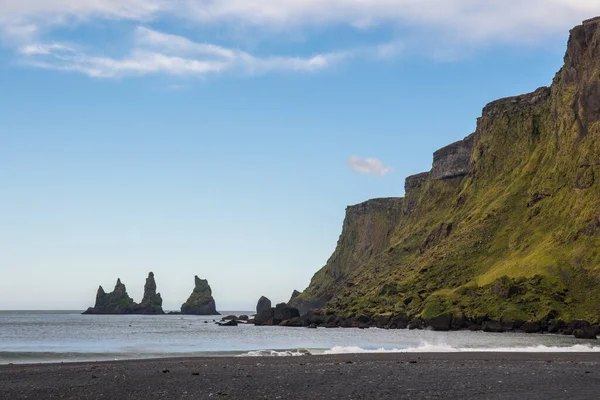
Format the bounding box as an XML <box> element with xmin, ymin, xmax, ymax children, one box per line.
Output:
<box><xmin>136</xmin><ymin>272</ymin><xmax>165</xmax><ymax>314</ymax></box>
<box><xmin>181</xmin><ymin>276</ymin><xmax>219</xmax><ymax>315</ymax></box>
<box><xmin>82</xmin><ymin>272</ymin><xmax>165</xmax><ymax>315</ymax></box>
<box><xmin>82</xmin><ymin>278</ymin><xmax>137</xmax><ymax>314</ymax></box>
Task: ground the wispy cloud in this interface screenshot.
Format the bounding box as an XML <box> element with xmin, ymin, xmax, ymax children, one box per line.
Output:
<box><xmin>348</xmin><ymin>156</ymin><xmax>393</xmax><ymax>177</ymax></box>
<box><xmin>3</xmin><ymin>1</ymin><xmax>600</xmax><ymax>79</ymax></box>
<box><xmin>2</xmin><ymin>1</ymin><xmax>600</xmax><ymax>44</ymax></box>
<box><xmin>17</xmin><ymin>27</ymin><xmax>349</xmax><ymax>78</ymax></box>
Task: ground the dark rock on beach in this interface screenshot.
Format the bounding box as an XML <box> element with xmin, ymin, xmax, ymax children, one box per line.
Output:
<box><xmin>482</xmin><ymin>321</ymin><xmax>504</xmax><ymax>333</ymax></box>
<box><xmin>273</xmin><ymin>303</ymin><xmax>300</xmax><ymax>324</ymax></box>
<box><xmin>520</xmin><ymin>322</ymin><xmax>541</xmax><ymax>333</ymax></box>
<box><xmin>254</xmin><ymin>307</ymin><xmax>275</xmax><ymax>326</ymax></box>
<box><xmin>279</xmin><ymin>317</ymin><xmax>303</xmax><ymax>327</ymax></box>
<box><xmin>218</xmin><ymin>320</ymin><xmax>238</xmax><ymax>327</ymax></box>
<box><xmin>181</xmin><ymin>276</ymin><xmax>219</xmax><ymax>315</ymax></box>
<box><xmin>428</xmin><ymin>313</ymin><xmax>453</xmax><ymax>331</ymax></box>
<box><xmin>574</xmin><ymin>328</ymin><xmax>597</xmax><ymax>339</ymax></box>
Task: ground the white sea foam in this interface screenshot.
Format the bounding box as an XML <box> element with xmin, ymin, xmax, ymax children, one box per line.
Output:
<box><xmin>240</xmin><ymin>349</ymin><xmax>312</xmax><ymax>357</ymax></box>
<box><xmin>324</xmin><ymin>343</ymin><xmax>600</xmax><ymax>354</ymax></box>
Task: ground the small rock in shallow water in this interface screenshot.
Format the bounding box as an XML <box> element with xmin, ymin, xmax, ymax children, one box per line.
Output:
<box><xmin>191</xmin><ymin>372</ymin><xmax>200</xmax><ymax>376</ymax></box>
<box><xmin>162</xmin><ymin>369</ymin><xmax>170</xmax><ymax>373</ymax></box>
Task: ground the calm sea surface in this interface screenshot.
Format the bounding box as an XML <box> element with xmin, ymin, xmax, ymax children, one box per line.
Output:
<box><xmin>1</xmin><ymin>311</ymin><xmax>599</xmax><ymax>364</ymax></box>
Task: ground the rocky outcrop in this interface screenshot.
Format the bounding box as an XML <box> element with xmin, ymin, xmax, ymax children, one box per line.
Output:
<box><xmin>404</xmin><ymin>172</ymin><xmax>429</xmax><ymax>213</ymax></box>
<box><xmin>430</xmin><ymin>134</ymin><xmax>474</xmax><ymax>180</ymax></box>
<box><xmin>137</xmin><ymin>272</ymin><xmax>164</xmax><ymax>314</ymax></box>
<box><xmin>289</xmin><ymin>17</ymin><xmax>600</xmax><ymax>330</ymax></box>
<box><xmin>83</xmin><ymin>279</ymin><xmax>138</xmax><ymax>315</ymax></box>
<box><xmin>256</xmin><ymin>296</ymin><xmax>272</xmax><ymax>315</ymax></box>
<box><xmin>289</xmin><ymin>290</ymin><xmax>301</xmax><ymax>303</ymax></box>
<box><xmin>181</xmin><ymin>276</ymin><xmax>219</xmax><ymax>315</ymax></box>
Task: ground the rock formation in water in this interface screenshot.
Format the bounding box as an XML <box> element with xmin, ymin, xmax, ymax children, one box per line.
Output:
<box><xmin>83</xmin><ymin>272</ymin><xmax>165</xmax><ymax>315</ymax></box>
<box><xmin>181</xmin><ymin>276</ymin><xmax>219</xmax><ymax>315</ymax></box>
<box><xmin>256</xmin><ymin>296</ymin><xmax>272</xmax><ymax>315</ymax></box>
<box><xmin>290</xmin><ymin>17</ymin><xmax>600</xmax><ymax>331</ymax></box>
<box><xmin>83</xmin><ymin>279</ymin><xmax>137</xmax><ymax>314</ymax></box>
<box><xmin>137</xmin><ymin>272</ymin><xmax>164</xmax><ymax>314</ymax></box>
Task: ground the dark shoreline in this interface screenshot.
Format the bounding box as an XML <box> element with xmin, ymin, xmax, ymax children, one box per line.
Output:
<box><xmin>2</xmin><ymin>353</ymin><xmax>600</xmax><ymax>399</ymax></box>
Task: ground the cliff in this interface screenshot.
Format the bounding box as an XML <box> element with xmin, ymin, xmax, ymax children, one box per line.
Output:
<box><xmin>83</xmin><ymin>272</ymin><xmax>164</xmax><ymax>315</ymax></box>
<box><xmin>292</xmin><ymin>17</ymin><xmax>600</xmax><ymax>326</ymax></box>
<box><xmin>181</xmin><ymin>276</ymin><xmax>219</xmax><ymax>315</ymax></box>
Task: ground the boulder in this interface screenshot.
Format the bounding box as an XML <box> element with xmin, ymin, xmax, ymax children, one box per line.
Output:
<box><xmin>181</xmin><ymin>276</ymin><xmax>219</xmax><ymax>315</ymax></box>
<box><xmin>574</xmin><ymin>328</ymin><xmax>597</xmax><ymax>339</ymax></box>
<box><xmin>302</xmin><ymin>310</ymin><xmax>326</xmax><ymax>326</ymax></box>
<box><xmin>218</xmin><ymin>320</ymin><xmax>238</xmax><ymax>327</ymax></box>
<box><xmin>279</xmin><ymin>317</ymin><xmax>303</xmax><ymax>327</ymax></box>
<box><xmin>274</xmin><ymin>303</ymin><xmax>300</xmax><ymax>324</ymax></box>
<box><xmin>428</xmin><ymin>313</ymin><xmax>453</xmax><ymax>331</ymax></box>
<box><xmin>520</xmin><ymin>322</ymin><xmax>541</xmax><ymax>333</ymax></box>
<box><xmin>238</xmin><ymin>315</ymin><xmax>249</xmax><ymax>321</ymax></box>
<box><xmin>451</xmin><ymin>314</ymin><xmax>467</xmax><ymax>330</ymax></box>
<box><xmin>407</xmin><ymin>319</ymin><xmax>424</xmax><ymax>330</ymax></box>
<box><xmin>352</xmin><ymin>315</ymin><xmax>372</xmax><ymax>326</ymax></box>
<box><xmin>468</xmin><ymin>324</ymin><xmax>482</xmax><ymax>331</ymax></box>
<box><xmin>254</xmin><ymin>307</ymin><xmax>275</xmax><ymax>326</ymax></box>
<box><xmin>388</xmin><ymin>314</ymin><xmax>408</xmax><ymax>329</ymax></box>
<box><xmin>256</xmin><ymin>296</ymin><xmax>272</xmax><ymax>315</ymax></box>
<box><xmin>374</xmin><ymin>315</ymin><xmax>391</xmax><ymax>328</ymax></box>
<box><xmin>547</xmin><ymin>319</ymin><xmax>565</xmax><ymax>334</ymax></box>
<box><xmin>482</xmin><ymin>321</ymin><xmax>504</xmax><ymax>333</ymax></box>
<box><xmin>222</xmin><ymin>315</ymin><xmax>238</xmax><ymax>321</ymax></box>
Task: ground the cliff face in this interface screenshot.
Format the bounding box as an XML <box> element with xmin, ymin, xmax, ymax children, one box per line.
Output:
<box><xmin>181</xmin><ymin>276</ymin><xmax>219</xmax><ymax>315</ymax></box>
<box><xmin>292</xmin><ymin>17</ymin><xmax>600</xmax><ymax>324</ymax></box>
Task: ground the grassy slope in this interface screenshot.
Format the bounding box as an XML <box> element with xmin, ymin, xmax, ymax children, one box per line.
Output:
<box><xmin>294</xmin><ymin>19</ymin><xmax>600</xmax><ymax>324</ymax></box>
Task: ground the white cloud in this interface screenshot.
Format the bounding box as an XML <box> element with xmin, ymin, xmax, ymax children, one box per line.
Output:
<box><xmin>348</xmin><ymin>156</ymin><xmax>393</xmax><ymax>177</ymax></box>
<box><xmin>17</xmin><ymin>28</ymin><xmax>348</xmax><ymax>78</ymax></box>
<box><xmin>3</xmin><ymin>1</ymin><xmax>600</xmax><ymax>79</ymax></box>
<box><xmin>19</xmin><ymin>43</ymin><xmax>75</xmax><ymax>55</ymax></box>
<box><xmin>2</xmin><ymin>1</ymin><xmax>600</xmax><ymax>45</ymax></box>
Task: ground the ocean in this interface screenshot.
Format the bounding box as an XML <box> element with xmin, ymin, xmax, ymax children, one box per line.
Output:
<box><xmin>1</xmin><ymin>310</ymin><xmax>599</xmax><ymax>364</ymax></box>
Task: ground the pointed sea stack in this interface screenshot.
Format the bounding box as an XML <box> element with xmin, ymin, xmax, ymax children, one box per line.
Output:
<box><xmin>181</xmin><ymin>276</ymin><xmax>219</xmax><ymax>315</ymax></box>
<box><xmin>82</xmin><ymin>272</ymin><xmax>164</xmax><ymax>315</ymax></box>
<box><xmin>256</xmin><ymin>296</ymin><xmax>272</xmax><ymax>315</ymax></box>
<box><xmin>82</xmin><ymin>278</ymin><xmax>137</xmax><ymax>314</ymax></box>
<box><xmin>137</xmin><ymin>272</ymin><xmax>164</xmax><ymax>314</ymax></box>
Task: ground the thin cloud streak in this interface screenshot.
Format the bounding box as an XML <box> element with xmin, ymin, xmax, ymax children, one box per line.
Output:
<box><xmin>348</xmin><ymin>156</ymin><xmax>393</xmax><ymax>177</ymax></box>
<box><xmin>17</xmin><ymin>28</ymin><xmax>350</xmax><ymax>78</ymax></box>
<box><xmin>2</xmin><ymin>1</ymin><xmax>600</xmax><ymax>45</ymax></box>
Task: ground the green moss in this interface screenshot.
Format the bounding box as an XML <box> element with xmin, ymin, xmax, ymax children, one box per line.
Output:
<box><xmin>294</xmin><ymin>26</ymin><xmax>600</xmax><ymax>325</ymax></box>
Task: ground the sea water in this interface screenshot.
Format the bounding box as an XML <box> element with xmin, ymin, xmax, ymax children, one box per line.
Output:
<box><xmin>1</xmin><ymin>311</ymin><xmax>599</xmax><ymax>364</ymax></box>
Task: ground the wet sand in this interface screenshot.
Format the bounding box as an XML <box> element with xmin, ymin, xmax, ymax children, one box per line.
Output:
<box><xmin>1</xmin><ymin>353</ymin><xmax>600</xmax><ymax>399</ymax></box>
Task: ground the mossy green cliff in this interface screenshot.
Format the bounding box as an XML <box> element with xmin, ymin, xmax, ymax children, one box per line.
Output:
<box><xmin>291</xmin><ymin>17</ymin><xmax>600</xmax><ymax>326</ymax></box>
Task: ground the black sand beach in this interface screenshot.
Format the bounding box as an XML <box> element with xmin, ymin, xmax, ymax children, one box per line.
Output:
<box><xmin>1</xmin><ymin>353</ymin><xmax>600</xmax><ymax>399</ymax></box>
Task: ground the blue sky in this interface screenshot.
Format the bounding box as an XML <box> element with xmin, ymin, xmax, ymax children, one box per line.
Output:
<box><xmin>2</xmin><ymin>1</ymin><xmax>600</xmax><ymax>310</ymax></box>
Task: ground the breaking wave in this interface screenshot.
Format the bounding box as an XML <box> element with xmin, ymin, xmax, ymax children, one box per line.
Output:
<box><xmin>324</xmin><ymin>343</ymin><xmax>600</xmax><ymax>354</ymax></box>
